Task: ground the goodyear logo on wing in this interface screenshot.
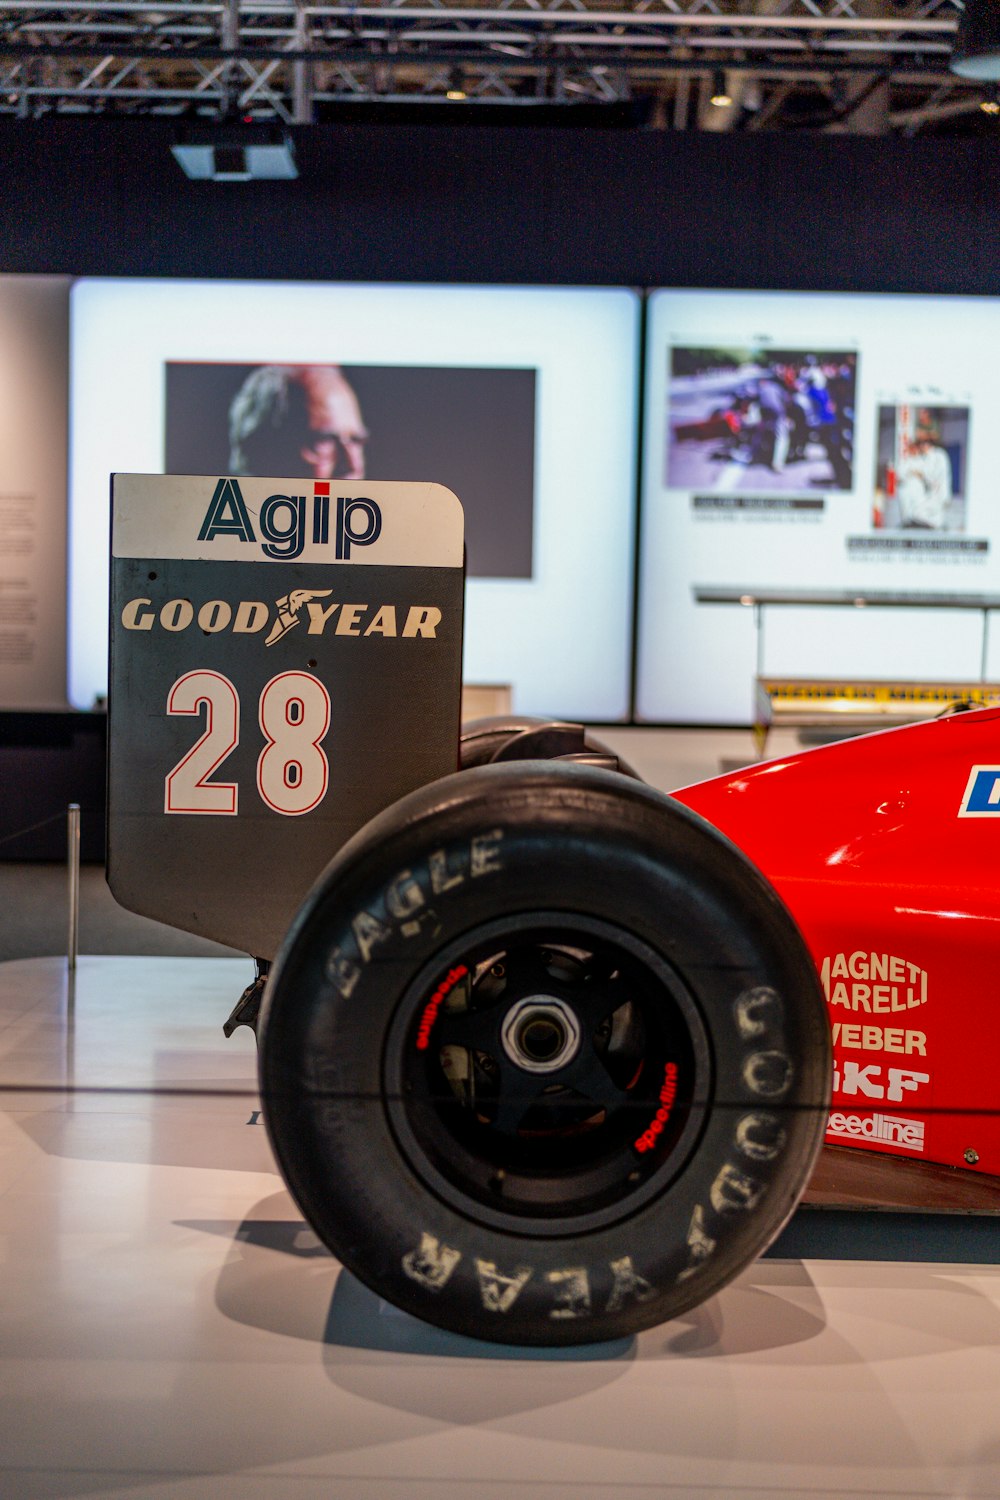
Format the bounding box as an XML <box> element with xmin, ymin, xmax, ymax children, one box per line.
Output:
<box><xmin>120</xmin><ymin>593</ymin><xmax>441</xmax><ymax>644</ymax></box>
<box><xmin>958</xmin><ymin>765</ymin><xmax>1000</xmax><ymax>817</ymax></box>
<box><xmin>199</xmin><ymin>478</ymin><xmax>380</xmax><ymax>561</ymax></box>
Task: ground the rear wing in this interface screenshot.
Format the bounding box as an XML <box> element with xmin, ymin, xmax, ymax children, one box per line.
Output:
<box><xmin>108</xmin><ymin>474</ymin><xmax>464</xmax><ymax>957</ymax></box>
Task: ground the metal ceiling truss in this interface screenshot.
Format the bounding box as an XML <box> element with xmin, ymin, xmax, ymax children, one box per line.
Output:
<box><xmin>0</xmin><ymin>1</ymin><xmax>989</xmax><ymax>134</ymax></box>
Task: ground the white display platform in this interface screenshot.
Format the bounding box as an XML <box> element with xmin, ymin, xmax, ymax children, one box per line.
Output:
<box><xmin>2</xmin><ymin>954</ymin><xmax>999</xmax><ymax>1499</ymax></box>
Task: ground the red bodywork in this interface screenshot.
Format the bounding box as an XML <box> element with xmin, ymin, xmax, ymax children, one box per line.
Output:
<box><xmin>674</xmin><ymin>707</ymin><xmax>1000</xmax><ymax>1177</ymax></box>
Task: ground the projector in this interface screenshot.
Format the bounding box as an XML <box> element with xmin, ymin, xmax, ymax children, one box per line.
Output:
<box><xmin>171</xmin><ymin>124</ymin><xmax>298</xmax><ymax>182</ymax></box>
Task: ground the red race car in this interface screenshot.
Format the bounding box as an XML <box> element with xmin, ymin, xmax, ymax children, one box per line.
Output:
<box><xmin>254</xmin><ymin>707</ymin><xmax>998</xmax><ymax>1349</ymax></box>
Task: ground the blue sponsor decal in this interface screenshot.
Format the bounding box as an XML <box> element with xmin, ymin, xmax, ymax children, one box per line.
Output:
<box><xmin>197</xmin><ymin>478</ymin><xmax>382</xmax><ymax>562</ymax></box>
<box><xmin>958</xmin><ymin>765</ymin><xmax>1000</xmax><ymax>817</ymax></box>
<box><xmin>336</xmin><ymin>496</ymin><xmax>382</xmax><ymax>559</ymax></box>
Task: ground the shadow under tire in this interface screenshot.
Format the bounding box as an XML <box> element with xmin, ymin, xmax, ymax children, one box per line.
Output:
<box><xmin>258</xmin><ymin>762</ymin><xmax>831</xmax><ymax>1346</ymax></box>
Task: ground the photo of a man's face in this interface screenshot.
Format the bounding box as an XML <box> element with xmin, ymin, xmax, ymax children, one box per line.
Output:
<box><xmin>165</xmin><ymin>360</ymin><xmax>537</xmax><ymax>579</ymax></box>
<box><xmin>227</xmin><ymin>365</ymin><xmax>368</xmax><ymax>481</ymax></box>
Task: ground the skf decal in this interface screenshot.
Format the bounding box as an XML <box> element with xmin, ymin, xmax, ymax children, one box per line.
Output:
<box><xmin>959</xmin><ymin>765</ymin><xmax>1000</xmax><ymax>817</ymax></box>
<box><xmin>820</xmin><ymin>951</ymin><xmax>927</xmax><ymax>1011</ymax></box>
<box><xmin>197</xmin><ymin>478</ymin><xmax>382</xmax><ymax>562</ymax></box>
<box><xmin>832</xmin><ymin>1061</ymin><xmax>930</xmax><ymax>1103</ymax></box>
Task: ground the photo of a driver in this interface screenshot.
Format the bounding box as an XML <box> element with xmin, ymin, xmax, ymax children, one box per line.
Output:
<box><xmin>872</xmin><ymin>403</ymin><xmax>969</xmax><ymax>532</ymax></box>
<box><xmin>897</xmin><ymin>415</ymin><xmax>953</xmax><ymax>529</ymax></box>
<box><xmin>228</xmin><ymin>364</ymin><xmax>368</xmax><ymax>480</ymax></box>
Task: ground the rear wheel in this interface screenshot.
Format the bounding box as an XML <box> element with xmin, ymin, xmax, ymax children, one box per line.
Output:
<box><xmin>460</xmin><ymin>715</ymin><xmax>639</xmax><ymax>778</ymax></box>
<box><xmin>259</xmin><ymin>762</ymin><xmax>830</xmax><ymax>1345</ymax></box>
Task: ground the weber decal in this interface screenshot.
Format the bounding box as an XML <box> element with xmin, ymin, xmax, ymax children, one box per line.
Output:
<box><xmin>831</xmin><ymin>1022</ymin><xmax>926</xmax><ymax>1056</ymax></box>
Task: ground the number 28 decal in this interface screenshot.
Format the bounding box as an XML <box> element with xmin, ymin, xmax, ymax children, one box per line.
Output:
<box><xmin>164</xmin><ymin>669</ymin><xmax>331</xmax><ymax>818</ymax></box>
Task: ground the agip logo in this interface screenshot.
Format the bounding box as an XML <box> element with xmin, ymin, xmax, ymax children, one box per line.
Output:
<box><xmin>959</xmin><ymin>765</ymin><xmax>1000</xmax><ymax>817</ymax></box>
<box><xmin>198</xmin><ymin>478</ymin><xmax>382</xmax><ymax>561</ymax></box>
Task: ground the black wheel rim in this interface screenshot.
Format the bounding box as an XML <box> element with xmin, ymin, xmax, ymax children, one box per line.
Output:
<box><xmin>384</xmin><ymin>912</ymin><xmax>714</xmax><ymax>1237</ymax></box>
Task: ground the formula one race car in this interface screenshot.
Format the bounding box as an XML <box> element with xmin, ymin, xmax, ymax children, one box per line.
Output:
<box><xmin>108</xmin><ymin>476</ymin><xmax>997</xmax><ymax>1349</ymax></box>
<box><xmin>249</xmin><ymin>706</ymin><xmax>998</xmax><ymax>1347</ymax></box>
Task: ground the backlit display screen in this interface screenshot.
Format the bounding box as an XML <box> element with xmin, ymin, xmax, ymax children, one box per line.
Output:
<box><xmin>637</xmin><ymin>289</ymin><xmax>999</xmax><ymax>723</ymax></box>
<box><xmin>70</xmin><ymin>280</ymin><xmax>639</xmax><ymax>718</ymax></box>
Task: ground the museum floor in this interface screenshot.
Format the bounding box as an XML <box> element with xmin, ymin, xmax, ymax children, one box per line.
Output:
<box><xmin>1</xmin><ymin>727</ymin><xmax>999</xmax><ymax>1498</ymax></box>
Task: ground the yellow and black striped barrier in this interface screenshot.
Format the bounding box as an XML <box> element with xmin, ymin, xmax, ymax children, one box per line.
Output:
<box><xmin>753</xmin><ymin>678</ymin><xmax>1000</xmax><ymax>757</ymax></box>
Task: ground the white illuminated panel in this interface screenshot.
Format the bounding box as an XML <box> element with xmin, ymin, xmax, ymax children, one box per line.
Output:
<box><xmin>69</xmin><ymin>280</ymin><xmax>639</xmax><ymax>717</ymax></box>
<box><xmin>637</xmin><ymin>288</ymin><xmax>1000</xmax><ymax>723</ymax></box>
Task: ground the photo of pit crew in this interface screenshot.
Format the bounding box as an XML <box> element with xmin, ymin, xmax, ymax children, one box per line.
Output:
<box><xmin>871</xmin><ymin>403</ymin><xmax>970</xmax><ymax>532</ymax></box>
<box><xmin>666</xmin><ymin>346</ymin><xmax>857</xmax><ymax>493</ymax></box>
<box><xmin>164</xmin><ymin>360</ymin><xmax>536</xmax><ymax>579</ymax></box>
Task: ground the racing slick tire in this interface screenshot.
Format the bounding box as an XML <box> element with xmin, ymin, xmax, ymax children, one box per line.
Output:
<box><xmin>459</xmin><ymin>715</ymin><xmax>549</xmax><ymax>768</ymax></box>
<box><xmin>258</xmin><ymin>762</ymin><xmax>831</xmax><ymax>1346</ymax></box>
<box><xmin>460</xmin><ymin>715</ymin><xmax>640</xmax><ymax>778</ymax></box>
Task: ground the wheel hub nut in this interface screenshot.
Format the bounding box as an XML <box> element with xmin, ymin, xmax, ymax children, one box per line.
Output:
<box><xmin>501</xmin><ymin>996</ymin><xmax>582</xmax><ymax>1073</ymax></box>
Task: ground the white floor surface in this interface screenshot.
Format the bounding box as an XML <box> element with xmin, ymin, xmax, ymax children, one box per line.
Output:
<box><xmin>1</xmin><ymin>954</ymin><xmax>999</xmax><ymax>1500</ymax></box>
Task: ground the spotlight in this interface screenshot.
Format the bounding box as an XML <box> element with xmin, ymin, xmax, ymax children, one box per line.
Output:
<box><xmin>709</xmin><ymin>69</ymin><xmax>732</xmax><ymax>108</ymax></box>
<box><xmin>171</xmin><ymin>124</ymin><xmax>298</xmax><ymax>181</ymax></box>
<box><xmin>981</xmin><ymin>87</ymin><xmax>1000</xmax><ymax>112</ymax></box>
<box><xmin>951</xmin><ymin>0</ymin><xmax>1000</xmax><ymax>79</ymax></box>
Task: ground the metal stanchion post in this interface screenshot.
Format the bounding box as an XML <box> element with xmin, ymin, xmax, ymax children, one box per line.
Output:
<box><xmin>67</xmin><ymin>803</ymin><xmax>80</xmax><ymax>971</ymax></box>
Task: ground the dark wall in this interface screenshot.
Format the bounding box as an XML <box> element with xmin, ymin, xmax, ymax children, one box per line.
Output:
<box><xmin>2</xmin><ymin>117</ymin><xmax>999</xmax><ymax>294</ymax></box>
<box><xmin>0</xmin><ymin>713</ymin><xmax>105</xmax><ymax>861</ymax></box>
